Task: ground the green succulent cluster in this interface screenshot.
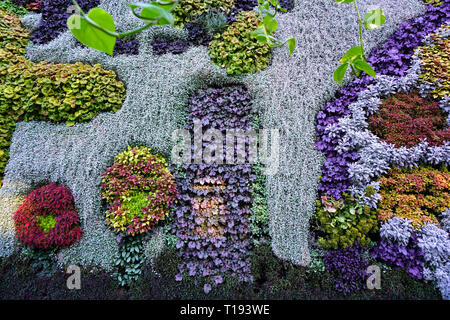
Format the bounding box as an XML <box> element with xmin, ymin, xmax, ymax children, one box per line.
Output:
<box><xmin>209</xmin><ymin>11</ymin><xmax>272</xmax><ymax>75</ymax></box>
<box><xmin>173</xmin><ymin>0</ymin><xmax>234</xmax><ymax>27</ymax></box>
<box><xmin>0</xmin><ymin>10</ymin><xmax>126</xmax><ymax>186</ymax></box>
<box><xmin>315</xmin><ymin>193</ymin><xmax>378</xmax><ymax>249</ymax></box>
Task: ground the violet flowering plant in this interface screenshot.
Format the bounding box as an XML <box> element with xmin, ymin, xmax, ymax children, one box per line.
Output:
<box><xmin>323</xmin><ymin>242</ymin><xmax>369</xmax><ymax>295</ymax></box>
<box><xmin>172</xmin><ymin>86</ymin><xmax>257</xmax><ymax>289</ymax></box>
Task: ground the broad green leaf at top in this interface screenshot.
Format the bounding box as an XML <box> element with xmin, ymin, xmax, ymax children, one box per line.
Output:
<box><xmin>67</xmin><ymin>7</ymin><xmax>117</xmax><ymax>56</ymax></box>
<box><xmin>339</xmin><ymin>46</ymin><xmax>363</xmax><ymax>64</ymax></box>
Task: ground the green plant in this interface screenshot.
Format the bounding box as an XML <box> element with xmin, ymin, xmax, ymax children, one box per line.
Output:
<box><xmin>0</xmin><ymin>9</ymin><xmax>125</xmax><ymax>186</ymax></box>
<box><xmin>193</xmin><ymin>8</ymin><xmax>228</xmax><ymax>35</ymax></box>
<box><xmin>0</xmin><ymin>0</ymin><xmax>28</xmax><ymax>15</ymax></box>
<box><xmin>67</xmin><ymin>0</ymin><xmax>180</xmax><ymax>55</ymax></box>
<box><xmin>35</xmin><ymin>215</ymin><xmax>57</xmax><ymax>234</ymax></box>
<box><xmin>251</xmin><ymin>0</ymin><xmax>295</xmax><ymax>56</ymax></box>
<box><xmin>20</xmin><ymin>246</ymin><xmax>58</xmax><ymax>278</ymax></box>
<box><xmin>115</xmin><ymin>235</ymin><xmax>146</xmax><ymax>287</ymax></box>
<box><xmin>315</xmin><ymin>193</ymin><xmax>378</xmax><ymax>249</ymax></box>
<box><xmin>100</xmin><ymin>146</ymin><xmax>178</xmax><ymax>236</ymax></box>
<box><xmin>209</xmin><ymin>11</ymin><xmax>272</xmax><ymax>74</ymax></box>
<box><xmin>173</xmin><ymin>0</ymin><xmax>234</xmax><ymax>27</ymax></box>
<box><xmin>333</xmin><ymin>0</ymin><xmax>386</xmax><ymax>84</ymax></box>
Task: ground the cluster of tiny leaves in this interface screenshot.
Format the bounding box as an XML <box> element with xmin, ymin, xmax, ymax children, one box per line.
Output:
<box><xmin>101</xmin><ymin>146</ymin><xmax>178</xmax><ymax>236</ymax></box>
<box><xmin>377</xmin><ymin>166</ymin><xmax>450</xmax><ymax>228</ymax></box>
<box><xmin>209</xmin><ymin>11</ymin><xmax>271</xmax><ymax>75</ymax></box>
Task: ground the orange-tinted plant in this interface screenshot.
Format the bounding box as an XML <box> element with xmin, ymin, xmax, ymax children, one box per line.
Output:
<box><xmin>377</xmin><ymin>166</ymin><xmax>450</xmax><ymax>228</ymax></box>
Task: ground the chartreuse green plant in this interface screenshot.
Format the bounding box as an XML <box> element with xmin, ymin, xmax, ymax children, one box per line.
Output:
<box><xmin>315</xmin><ymin>193</ymin><xmax>378</xmax><ymax>249</ymax></box>
<box><xmin>67</xmin><ymin>0</ymin><xmax>180</xmax><ymax>56</ymax></box>
<box><xmin>251</xmin><ymin>0</ymin><xmax>296</xmax><ymax>56</ymax></box>
<box><xmin>209</xmin><ymin>11</ymin><xmax>272</xmax><ymax>74</ymax></box>
<box><xmin>333</xmin><ymin>0</ymin><xmax>386</xmax><ymax>84</ymax></box>
<box><xmin>173</xmin><ymin>0</ymin><xmax>234</xmax><ymax>27</ymax></box>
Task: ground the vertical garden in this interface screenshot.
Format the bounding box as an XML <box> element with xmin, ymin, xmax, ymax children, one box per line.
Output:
<box><xmin>0</xmin><ymin>0</ymin><xmax>448</xmax><ymax>300</ymax></box>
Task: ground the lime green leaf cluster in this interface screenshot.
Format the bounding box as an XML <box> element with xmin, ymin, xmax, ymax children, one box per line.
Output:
<box><xmin>417</xmin><ymin>26</ymin><xmax>449</xmax><ymax>99</ymax></box>
<box><xmin>172</xmin><ymin>0</ymin><xmax>234</xmax><ymax>27</ymax></box>
<box><xmin>0</xmin><ymin>10</ymin><xmax>125</xmax><ymax>186</ymax></box>
<box><xmin>35</xmin><ymin>215</ymin><xmax>57</xmax><ymax>234</ymax></box>
<box><xmin>315</xmin><ymin>193</ymin><xmax>378</xmax><ymax>249</ymax></box>
<box><xmin>1</xmin><ymin>60</ymin><xmax>126</xmax><ymax>125</ymax></box>
<box><xmin>209</xmin><ymin>11</ymin><xmax>272</xmax><ymax>75</ymax></box>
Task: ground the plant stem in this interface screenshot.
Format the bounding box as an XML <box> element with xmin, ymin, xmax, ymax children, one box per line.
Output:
<box><xmin>353</xmin><ymin>0</ymin><xmax>366</xmax><ymax>60</ymax></box>
<box><xmin>71</xmin><ymin>0</ymin><xmax>169</xmax><ymax>39</ymax></box>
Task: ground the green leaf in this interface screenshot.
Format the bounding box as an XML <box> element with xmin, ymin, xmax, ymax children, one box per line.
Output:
<box><xmin>288</xmin><ymin>37</ymin><xmax>296</xmax><ymax>56</ymax></box>
<box><xmin>363</xmin><ymin>9</ymin><xmax>386</xmax><ymax>30</ymax></box>
<box><xmin>334</xmin><ymin>63</ymin><xmax>348</xmax><ymax>84</ymax></box>
<box><xmin>339</xmin><ymin>46</ymin><xmax>363</xmax><ymax>64</ymax></box>
<box><xmin>126</xmin><ymin>2</ymin><xmax>175</xmax><ymax>25</ymax></box>
<box><xmin>334</xmin><ymin>0</ymin><xmax>355</xmax><ymax>3</ymax></box>
<box><xmin>353</xmin><ymin>58</ymin><xmax>376</xmax><ymax>79</ymax></box>
<box><xmin>263</xmin><ymin>15</ymin><xmax>278</xmax><ymax>33</ymax></box>
<box><xmin>251</xmin><ymin>27</ymin><xmax>268</xmax><ymax>43</ymax></box>
<box><xmin>67</xmin><ymin>8</ymin><xmax>116</xmax><ymax>56</ymax></box>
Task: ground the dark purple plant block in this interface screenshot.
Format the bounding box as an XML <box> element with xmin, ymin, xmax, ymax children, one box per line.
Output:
<box><xmin>173</xmin><ymin>86</ymin><xmax>256</xmax><ymax>286</ymax></box>
<box><xmin>323</xmin><ymin>242</ymin><xmax>369</xmax><ymax>295</ymax></box>
<box><xmin>31</xmin><ymin>0</ymin><xmax>100</xmax><ymax>44</ymax></box>
<box><xmin>371</xmin><ymin>234</ymin><xmax>425</xmax><ymax>280</ymax></box>
<box><xmin>113</xmin><ymin>38</ymin><xmax>139</xmax><ymax>57</ymax></box>
<box><xmin>315</xmin><ymin>3</ymin><xmax>450</xmax><ymax>199</ymax></box>
<box><xmin>184</xmin><ymin>23</ymin><xmax>211</xmax><ymax>46</ymax></box>
<box><xmin>152</xmin><ymin>38</ymin><xmax>190</xmax><ymax>55</ymax></box>
<box><xmin>75</xmin><ymin>38</ymin><xmax>139</xmax><ymax>56</ymax></box>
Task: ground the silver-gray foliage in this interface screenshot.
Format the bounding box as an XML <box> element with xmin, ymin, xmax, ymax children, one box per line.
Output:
<box><xmin>0</xmin><ymin>0</ymin><xmax>425</xmax><ymax>267</ymax></box>
<box><xmin>328</xmin><ymin>56</ymin><xmax>449</xmax><ymax>208</ymax></box>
